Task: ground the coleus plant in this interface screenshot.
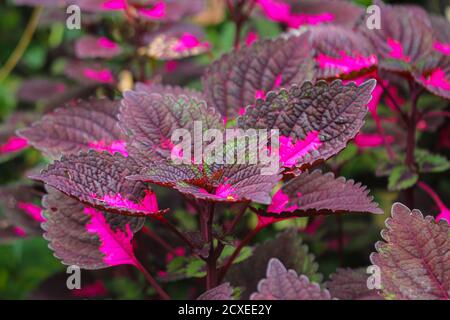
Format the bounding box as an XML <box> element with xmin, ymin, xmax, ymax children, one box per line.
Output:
<box><xmin>1</xmin><ymin>0</ymin><xmax>449</xmax><ymax>300</ymax></box>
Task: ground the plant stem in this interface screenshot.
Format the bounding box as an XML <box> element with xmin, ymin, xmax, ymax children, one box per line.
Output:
<box><xmin>0</xmin><ymin>6</ymin><xmax>43</xmax><ymax>83</ymax></box>
<box><xmin>141</xmin><ymin>226</ymin><xmax>177</xmax><ymax>254</ymax></box>
<box><xmin>336</xmin><ymin>214</ymin><xmax>344</xmax><ymax>267</ymax></box>
<box><xmin>159</xmin><ymin>218</ymin><xmax>197</xmax><ymax>252</ymax></box>
<box><xmin>404</xmin><ymin>84</ymin><xmax>422</xmax><ymax>208</ymax></box>
<box><xmin>417</xmin><ymin>181</ymin><xmax>448</xmax><ymax>212</ymax></box>
<box><xmin>134</xmin><ymin>259</ymin><xmax>170</xmax><ymax>300</ymax></box>
<box><xmin>200</xmin><ymin>203</ymin><xmax>217</xmax><ymax>290</ymax></box>
<box><xmin>218</xmin><ymin>225</ymin><xmax>264</xmax><ymax>282</ymax></box>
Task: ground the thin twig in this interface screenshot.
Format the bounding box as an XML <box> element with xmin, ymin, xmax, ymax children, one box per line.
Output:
<box><xmin>0</xmin><ymin>6</ymin><xmax>43</xmax><ymax>83</ymax></box>
<box><xmin>133</xmin><ymin>258</ymin><xmax>170</xmax><ymax>300</ymax></box>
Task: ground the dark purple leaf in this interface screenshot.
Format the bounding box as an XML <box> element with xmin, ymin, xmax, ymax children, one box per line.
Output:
<box><xmin>238</xmin><ymin>79</ymin><xmax>376</xmax><ymax>168</ymax></box>
<box><xmin>120</xmin><ymin>90</ymin><xmax>222</xmax><ymax>161</ymax></box>
<box><xmin>18</xmin><ymin>99</ymin><xmax>127</xmax><ymax>158</ymax></box>
<box><xmin>197</xmin><ymin>283</ymin><xmax>233</xmax><ymax>300</ymax></box>
<box><xmin>74</xmin><ymin>35</ymin><xmax>122</xmax><ymax>59</ymax></box>
<box><xmin>42</xmin><ymin>187</ymin><xmax>144</xmax><ymax>269</ymax></box>
<box><xmin>17</xmin><ymin>78</ymin><xmax>67</xmax><ymax>103</ymax></box>
<box><xmin>370</xmin><ymin>202</ymin><xmax>450</xmax><ymax>300</ymax></box>
<box><xmin>358</xmin><ymin>1</ymin><xmax>434</xmax><ymax>73</ymax></box>
<box><xmin>250</xmin><ymin>258</ymin><xmax>332</xmax><ymax>300</ymax></box>
<box><xmin>327</xmin><ymin>268</ymin><xmax>382</xmax><ymax>300</ymax></box>
<box><xmin>226</xmin><ymin>228</ymin><xmax>321</xmax><ymax>299</ymax></box>
<box><xmin>287</xmin><ymin>0</ymin><xmax>364</xmax><ymax>28</ymax></box>
<box><xmin>307</xmin><ymin>25</ymin><xmax>377</xmax><ymax>79</ymax></box>
<box><xmin>202</xmin><ymin>32</ymin><xmax>315</xmax><ymax>119</ymax></box>
<box><xmin>134</xmin><ymin>83</ymin><xmax>204</xmax><ymax>101</ymax></box>
<box><xmin>65</xmin><ymin>60</ymin><xmax>115</xmax><ymax>84</ymax></box>
<box><xmin>266</xmin><ymin>170</ymin><xmax>382</xmax><ymax>216</ymax></box>
<box><xmin>30</xmin><ymin>151</ymin><xmax>166</xmax><ymax>216</ymax></box>
<box><xmin>0</xmin><ymin>185</ymin><xmax>44</xmax><ymax>240</ymax></box>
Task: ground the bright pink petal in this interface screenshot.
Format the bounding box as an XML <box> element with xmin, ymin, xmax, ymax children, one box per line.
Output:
<box><xmin>72</xmin><ymin>280</ymin><xmax>108</xmax><ymax>298</ymax></box>
<box><xmin>83</xmin><ymin>68</ymin><xmax>114</xmax><ymax>84</ymax></box>
<box><xmin>13</xmin><ymin>226</ymin><xmax>27</xmax><ymax>237</ymax></box>
<box><xmin>173</xmin><ymin>33</ymin><xmax>210</xmax><ymax>52</ymax></box>
<box><xmin>101</xmin><ymin>0</ymin><xmax>126</xmax><ymax>10</ymax></box>
<box><xmin>92</xmin><ymin>190</ymin><xmax>160</xmax><ymax>214</ymax></box>
<box><xmin>245</xmin><ymin>31</ymin><xmax>259</xmax><ymax>46</ymax></box>
<box><xmin>165</xmin><ymin>60</ymin><xmax>179</xmax><ymax>73</ymax></box>
<box><xmin>97</xmin><ymin>37</ymin><xmax>118</xmax><ymax>50</ymax></box>
<box><xmin>84</xmin><ymin>207</ymin><xmax>137</xmax><ymax>267</ymax></box>
<box><xmin>88</xmin><ymin>140</ymin><xmax>128</xmax><ymax>157</ymax></box>
<box><xmin>287</xmin><ymin>12</ymin><xmax>334</xmax><ymax>28</ymax></box>
<box><xmin>354</xmin><ymin>133</ymin><xmax>394</xmax><ymax>148</ymax></box>
<box><xmin>316</xmin><ymin>51</ymin><xmax>377</xmax><ymax>75</ymax></box>
<box><xmin>138</xmin><ymin>2</ymin><xmax>166</xmax><ymax>20</ymax></box>
<box><xmin>0</xmin><ymin>136</ymin><xmax>28</xmax><ymax>154</ymax></box>
<box><xmin>421</xmin><ymin>68</ymin><xmax>450</xmax><ymax>90</ymax></box>
<box><xmin>17</xmin><ymin>202</ymin><xmax>45</xmax><ymax>223</ymax></box>
<box><xmin>387</xmin><ymin>38</ymin><xmax>411</xmax><ymax>62</ymax></box>
<box><xmin>433</xmin><ymin>42</ymin><xmax>450</xmax><ymax>55</ymax></box>
<box><xmin>257</xmin><ymin>0</ymin><xmax>290</xmax><ymax>22</ymax></box>
<box><xmin>267</xmin><ymin>189</ymin><xmax>299</xmax><ymax>214</ymax></box>
<box><xmin>279</xmin><ymin>131</ymin><xmax>322</xmax><ymax>167</ymax></box>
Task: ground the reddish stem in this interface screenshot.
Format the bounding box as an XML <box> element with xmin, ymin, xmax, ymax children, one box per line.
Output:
<box><xmin>417</xmin><ymin>181</ymin><xmax>448</xmax><ymax>212</ymax></box>
<box><xmin>133</xmin><ymin>258</ymin><xmax>170</xmax><ymax>300</ymax></box>
<box><xmin>218</xmin><ymin>225</ymin><xmax>265</xmax><ymax>282</ymax></box>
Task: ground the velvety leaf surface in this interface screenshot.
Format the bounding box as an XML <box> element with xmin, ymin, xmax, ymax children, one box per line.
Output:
<box><xmin>287</xmin><ymin>0</ymin><xmax>364</xmax><ymax>28</ymax></box>
<box><xmin>120</xmin><ymin>90</ymin><xmax>223</xmax><ymax>161</ymax></box>
<box><xmin>42</xmin><ymin>187</ymin><xmax>144</xmax><ymax>269</ymax></box>
<box><xmin>238</xmin><ymin>80</ymin><xmax>376</xmax><ymax>167</ymax></box>
<box><xmin>0</xmin><ymin>185</ymin><xmax>44</xmax><ymax>240</ymax></box>
<box><xmin>412</xmin><ymin>15</ymin><xmax>450</xmax><ymax>100</ymax></box>
<box><xmin>370</xmin><ymin>202</ymin><xmax>450</xmax><ymax>300</ymax></box>
<box><xmin>17</xmin><ymin>78</ymin><xmax>67</xmax><ymax>103</ymax></box>
<box><xmin>307</xmin><ymin>25</ymin><xmax>377</xmax><ymax>79</ymax></box>
<box><xmin>202</xmin><ymin>32</ymin><xmax>315</xmax><ymax>119</ymax></box>
<box><xmin>197</xmin><ymin>282</ymin><xmax>233</xmax><ymax>300</ymax></box>
<box><xmin>134</xmin><ymin>83</ymin><xmax>204</xmax><ymax>101</ymax></box>
<box><xmin>250</xmin><ymin>258</ymin><xmax>332</xmax><ymax>300</ymax></box>
<box><xmin>133</xmin><ymin>162</ymin><xmax>280</xmax><ymax>205</ymax></box>
<box><xmin>30</xmin><ymin>151</ymin><xmax>164</xmax><ymax>216</ymax></box>
<box><xmin>74</xmin><ymin>35</ymin><xmax>122</xmax><ymax>59</ymax></box>
<box><xmin>358</xmin><ymin>1</ymin><xmax>434</xmax><ymax>73</ymax></box>
<box><xmin>267</xmin><ymin>170</ymin><xmax>381</xmax><ymax>216</ymax></box>
<box><xmin>18</xmin><ymin>99</ymin><xmax>127</xmax><ymax>158</ymax></box>
<box><xmin>327</xmin><ymin>268</ymin><xmax>382</xmax><ymax>300</ymax></box>
<box><xmin>226</xmin><ymin>228</ymin><xmax>321</xmax><ymax>299</ymax></box>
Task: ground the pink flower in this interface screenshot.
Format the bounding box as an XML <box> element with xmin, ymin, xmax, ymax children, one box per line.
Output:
<box><xmin>17</xmin><ymin>202</ymin><xmax>45</xmax><ymax>223</ymax></box>
<box><xmin>83</xmin><ymin>68</ymin><xmax>114</xmax><ymax>84</ymax></box>
<box><xmin>387</xmin><ymin>38</ymin><xmax>411</xmax><ymax>62</ymax></box>
<box><xmin>287</xmin><ymin>12</ymin><xmax>334</xmax><ymax>28</ymax></box>
<box><xmin>316</xmin><ymin>51</ymin><xmax>377</xmax><ymax>75</ymax></box>
<box><xmin>421</xmin><ymin>68</ymin><xmax>450</xmax><ymax>90</ymax></box>
<box><xmin>257</xmin><ymin>0</ymin><xmax>290</xmax><ymax>22</ymax></box>
<box><xmin>97</xmin><ymin>37</ymin><xmax>118</xmax><ymax>49</ymax></box>
<box><xmin>278</xmin><ymin>131</ymin><xmax>321</xmax><ymax>167</ymax></box>
<box><xmin>173</xmin><ymin>33</ymin><xmax>210</xmax><ymax>52</ymax></box>
<box><xmin>418</xmin><ymin>182</ymin><xmax>450</xmax><ymax>224</ymax></box>
<box><xmin>267</xmin><ymin>189</ymin><xmax>299</xmax><ymax>214</ymax></box>
<box><xmin>84</xmin><ymin>207</ymin><xmax>137</xmax><ymax>266</ymax></box>
<box><xmin>101</xmin><ymin>0</ymin><xmax>126</xmax><ymax>10</ymax></box>
<box><xmin>433</xmin><ymin>42</ymin><xmax>450</xmax><ymax>55</ymax></box>
<box><xmin>92</xmin><ymin>190</ymin><xmax>160</xmax><ymax>214</ymax></box>
<box><xmin>88</xmin><ymin>140</ymin><xmax>128</xmax><ymax>157</ymax></box>
<box><xmin>354</xmin><ymin>133</ymin><xmax>394</xmax><ymax>148</ymax></box>
<box><xmin>245</xmin><ymin>31</ymin><xmax>259</xmax><ymax>46</ymax></box>
<box><xmin>0</xmin><ymin>136</ymin><xmax>28</xmax><ymax>154</ymax></box>
<box><xmin>138</xmin><ymin>2</ymin><xmax>166</xmax><ymax>20</ymax></box>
